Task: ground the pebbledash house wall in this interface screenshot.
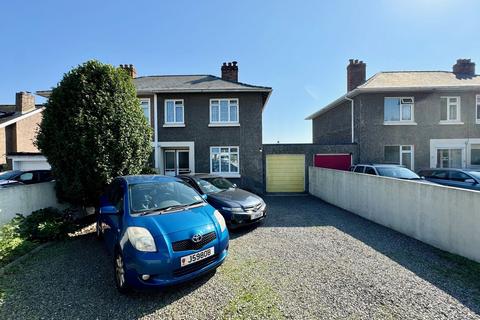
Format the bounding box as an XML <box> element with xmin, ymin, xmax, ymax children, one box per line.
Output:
<box><xmin>141</xmin><ymin>92</ymin><xmax>264</xmax><ymax>194</ymax></box>
<box><xmin>313</xmin><ymin>90</ymin><xmax>480</xmax><ymax>170</ymax></box>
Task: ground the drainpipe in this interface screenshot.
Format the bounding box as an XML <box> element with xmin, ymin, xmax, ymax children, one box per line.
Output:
<box><xmin>346</xmin><ymin>96</ymin><xmax>354</xmax><ymax>143</ymax></box>
<box><xmin>154</xmin><ymin>93</ymin><xmax>159</xmax><ymax>170</ymax></box>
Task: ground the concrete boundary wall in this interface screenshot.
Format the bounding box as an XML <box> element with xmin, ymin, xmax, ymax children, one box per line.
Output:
<box><xmin>309</xmin><ymin>167</ymin><xmax>480</xmax><ymax>263</ymax></box>
<box><xmin>0</xmin><ymin>182</ymin><xmax>65</xmax><ymax>226</ymax></box>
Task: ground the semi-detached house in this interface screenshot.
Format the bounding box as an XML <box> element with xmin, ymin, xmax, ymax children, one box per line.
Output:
<box><xmin>39</xmin><ymin>61</ymin><xmax>272</xmax><ymax>194</ymax></box>
<box><xmin>307</xmin><ymin>58</ymin><xmax>480</xmax><ymax>172</ymax></box>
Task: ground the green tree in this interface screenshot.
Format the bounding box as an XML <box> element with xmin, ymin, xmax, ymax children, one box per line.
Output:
<box><xmin>36</xmin><ymin>60</ymin><xmax>152</xmax><ymax>206</ymax></box>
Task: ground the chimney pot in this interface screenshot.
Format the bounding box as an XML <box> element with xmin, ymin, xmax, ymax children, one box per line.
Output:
<box><xmin>119</xmin><ymin>64</ymin><xmax>137</xmax><ymax>78</ymax></box>
<box><xmin>221</xmin><ymin>60</ymin><xmax>239</xmax><ymax>82</ymax></box>
<box><xmin>347</xmin><ymin>58</ymin><xmax>366</xmax><ymax>92</ymax></box>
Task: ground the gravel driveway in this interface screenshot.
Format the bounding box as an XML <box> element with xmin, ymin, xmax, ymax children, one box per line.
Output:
<box><xmin>0</xmin><ymin>195</ymin><xmax>479</xmax><ymax>319</ymax></box>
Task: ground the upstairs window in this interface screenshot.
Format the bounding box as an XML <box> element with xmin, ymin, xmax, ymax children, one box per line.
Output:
<box><xmin>384</xmin><ymin>97</ymin><xmax>414</xmax><ymax>123</ymax></box>
<box><xmin>140</xmin><ymin>99</ymin><xmax>151</xmax><ymax>124</ymax></box>
<box><xmin>165</xmin><ymin>100</ymin><xmax>184</xmax><ymax>124</ymax></box>
<box><xmin>210</xmin><ymin>99</ymin><xmax>239</xmax><ymax>124</ymax></box>
<box><xmin>440</xmin><ymin>97</ymin><xmax>461</xmax><ymax>123</ymax></box>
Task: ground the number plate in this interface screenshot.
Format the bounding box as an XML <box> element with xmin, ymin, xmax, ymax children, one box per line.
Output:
<box><xmin>180</xmin><ymin>247</ymin><xmax>215</xmax><ymax>267</ymax></box>
<box><xmin>251</xmin><ymin>211</ymin><xmax>264</xmax><ymax>220</ymax></box>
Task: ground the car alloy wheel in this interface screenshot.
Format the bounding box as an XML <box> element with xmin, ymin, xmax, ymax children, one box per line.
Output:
<box><xmin>114</xmin><ymin>252</ymin><xmax>129</xmax><ymax>293</ymax></box>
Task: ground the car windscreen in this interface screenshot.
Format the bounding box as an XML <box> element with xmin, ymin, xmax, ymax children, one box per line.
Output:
<box><xmin>376</xmin><ymin>167</ymin><xmax>420</xmax><ymax>180</ymax></box>
<box><xmin>195</xmin><ymin>178</ymin><xmax>223</xmax><ymax>194</ymax></box>
<box><xmin>0</xmin><ymin>170</ymin><xmax>21</xmax><ymax>180</ymax></box>
<box><xmin>129</xmin><ymin>181</ymin><xmax>204</xmax><ymax>213</ymax></box>
<box><xmin>203</xmin><ymin>177</ymin><xmax>235</xmax><ymax>190</ymax></box>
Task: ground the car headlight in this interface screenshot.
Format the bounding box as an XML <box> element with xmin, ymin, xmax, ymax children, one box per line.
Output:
<box><xmin>126</xmin><ymin>227</ymin><xmax>157</xmax><ymax>252</ymax></box>
<box><xmin>221</xmin><ymin>206</ymin><xmax>244</xmax><ymax>212</ymax></box>
<box><xmin>214</xmin><ymin>210</ymin><xmax>227</xmax><ymax>232</ymax></box>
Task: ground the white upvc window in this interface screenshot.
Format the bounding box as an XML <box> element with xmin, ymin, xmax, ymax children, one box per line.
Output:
<box><xmin>140</xmin><ymin>99</ymin><xmax>151</xmax><ymax>124</ymax></box>
<box><xmin>209</xmin><ymin>99</ymin><xmax>239</xmax><ymax>126</ymax></box>
<box><xmin>384</xmin><ymin>97</ymin><xmax>415</xmax><ymax>124</ymax></box>
<box><xmin>384</xmin><ymin>145</ymin><xmax>414</xmax><ymax>170</ymax></box>
<box><xmin>164</xmin><ymin>99</ymin><xmax>184</xmax><ymax>126</ymax></box>
<box><xmin>210</xmin><ymin>147</ymin><xmax>239</xmax><ymax>176</ymax></box>
<box><xmin>476</xmin><ymin>95</ymin><xmax>480</xmax><ymax>124</ymax></box>
<box><xmin>440</xmin><ymin>96</ymin><xmax>462</xmax><ymax>124</ymax></box>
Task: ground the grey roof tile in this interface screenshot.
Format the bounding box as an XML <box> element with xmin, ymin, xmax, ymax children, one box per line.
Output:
<box><xmin>133</xmin><ymin>75</ymin><xmax>271</xmax><ymax>93</ymax></box>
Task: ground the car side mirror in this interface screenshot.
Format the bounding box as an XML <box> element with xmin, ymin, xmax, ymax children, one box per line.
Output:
<box><xmin>465</xmin><ymin>178</ymin><xmax>476</xmax><ymax>184</ymax></box>
<box><xmin>201</xmin><ymin>194</ymin><xmax>208</xmax><ymax>200</ymax></box>
<box><xmin>100</xmin><ymin>205</ymin><xmax>119</xmax><ymax>215</ymax></box>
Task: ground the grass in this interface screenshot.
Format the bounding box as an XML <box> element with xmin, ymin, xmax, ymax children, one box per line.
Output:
<box><xmin>219</xmin><ymin>257</ymin><xmax>285</xmax><ymax>320</ymax></box>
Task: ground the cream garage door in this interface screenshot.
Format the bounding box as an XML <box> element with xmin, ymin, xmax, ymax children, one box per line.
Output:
<box><xmin>266</xmin><ymin>154</ymin><xmax>305</xmax><ymax>192</ymax></box>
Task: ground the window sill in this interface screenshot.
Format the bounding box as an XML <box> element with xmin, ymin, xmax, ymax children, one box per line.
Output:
<box><xmin>383</xmin><ymin>121</ymin><xmax>417</xmax><ymax>126</ymax></box>
<box><xmin>208</xmin><ymin>123</ymin><xmax>240</xmax><ymax>127</ymax></box>
<box><xmin>163</xmin><ymin>123</ymin><xmax>185</xmax><ymax>128</ymax></box>
<box><xmin>210</xmin><ymin>172</ymin><xmax>241</xmax><ymax>178</ymax></box>
<box><xmin>438</xmin><ymin>121</ymin><xmax>464</xmax><ymax>125</ymax></box>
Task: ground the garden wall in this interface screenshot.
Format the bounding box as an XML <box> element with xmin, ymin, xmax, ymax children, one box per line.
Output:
<box><xmin>0</xmin><ymin>182</ymin><xmax>65</xmax><ymax>226</ymax></box>
<box><xmin>309</xmin><ymin>167</ymin><xmax>480</xmax><ymax>263</ymax></box>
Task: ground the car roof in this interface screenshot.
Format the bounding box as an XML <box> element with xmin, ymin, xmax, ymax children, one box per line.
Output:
<box><xmin>355</xmin><ymin>164</ymin><xmax>403</xmax><ymax>168</ymax></box>
<box><xmin>120</xmin><ymin>175</ymin><xmax>181</xmax><ymax>184</ymax></box>
<box><xmin>177</xmin><ymin>173</ymin><xmax>222</xmax><ymax>180</ymax></box>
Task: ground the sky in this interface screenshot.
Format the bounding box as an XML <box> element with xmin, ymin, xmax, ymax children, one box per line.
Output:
<box><xmin>1</xmin><ymin>0</ymin><xmax>480</xmax><ymax>143</ymax></box>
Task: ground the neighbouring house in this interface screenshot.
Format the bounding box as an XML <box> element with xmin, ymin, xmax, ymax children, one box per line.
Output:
<box><xmin>0</xmin><ymin>92</ymin><xmax>49</xmax><ymax>171</ymax></box>
<box><xmin>306</xmin><ymin>58</ymin><xmax>480</xmax><ymax>171</ymax></box>
<box><xmin>38</xmin><ymin>62</ymin><xmax>272</xmax><ymax>193</ymax></box>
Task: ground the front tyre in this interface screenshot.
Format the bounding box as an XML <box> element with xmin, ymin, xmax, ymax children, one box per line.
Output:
<box><xmin>114</xmin><ymin>251</ymin><xmax>130</xmax><ymax>294</ymax></box>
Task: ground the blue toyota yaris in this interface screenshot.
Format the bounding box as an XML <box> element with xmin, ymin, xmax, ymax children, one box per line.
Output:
<box><xmin>96</xmin><ymin>175</ymin><xmax>229</xmax><ymax>293</ymax></box>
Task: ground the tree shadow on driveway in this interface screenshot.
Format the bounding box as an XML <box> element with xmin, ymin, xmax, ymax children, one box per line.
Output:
<box><xmin>260</xmin><ymin>195</ymin><xmax>480</xmax><ymax>316</ymax></box>
<box><xmin>0</xmin><ymin>232</ymin><xmax>217</xmax><ymax>320</ymax></box>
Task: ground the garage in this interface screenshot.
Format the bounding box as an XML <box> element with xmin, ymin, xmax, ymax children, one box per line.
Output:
<box><xmin>7</xmin><ymin>153</ymin><xmax>51</xmax><ymax>171</ymax></box>
<box><xmin>266</xmin><ymin>154</ymin><xmax>305</xmax><ymax>192</ymax></box>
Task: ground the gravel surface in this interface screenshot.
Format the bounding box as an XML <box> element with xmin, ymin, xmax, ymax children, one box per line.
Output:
<box><xmin>0</xmin><ymin>195</ymin><xmax>479</xmax><ymax>319</ymax></box>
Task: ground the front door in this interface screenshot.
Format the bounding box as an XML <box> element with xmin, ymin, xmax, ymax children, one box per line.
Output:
<box><xmin>164</xmin><ymin>149</ymin><xmax>190</xmax><ymax>176</ymax></box>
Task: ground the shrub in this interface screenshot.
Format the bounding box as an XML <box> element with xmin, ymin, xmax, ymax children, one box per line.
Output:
<box><xmin>0</xmin><ymin>217</ymin><xmax>37</xmax><ymax>267</ymax></box>
<box><xmin>36</xmin><ymin>60</ymin><xmax>152</xmax><ymax>206</ymax></box>
<box><xmin>16</xmin><ymin>208</ymin><xmax>76</xmax><ymax>242</ymax></box>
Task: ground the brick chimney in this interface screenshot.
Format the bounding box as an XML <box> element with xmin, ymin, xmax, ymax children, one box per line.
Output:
<box><xmin>15</xmin><ymin>92</ymin><xmax>35</xmax><ymax>114</ymax></box>
<box><xmin>453</xmin><ymin>59</ymin><xmax>475</xmax><ymax>77</ymax></box>
<box><xmin>221</xmin><ymin>61</ymin><xmax>238</xmax><ymax>82</ymax></box>
<box><xmin>119</xmin><ymin>64</ymin><xmax>137</xmax><ymax>78</ymax></box>
<box><xmin>347</xmin><ymin>59</ymin><xmax>366</xmax><ymax>92</ymax></box>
